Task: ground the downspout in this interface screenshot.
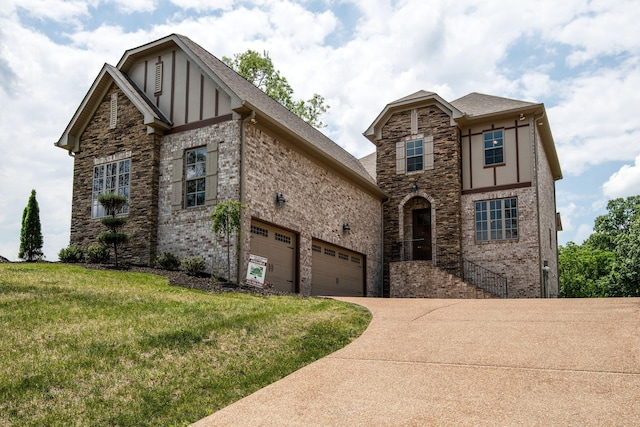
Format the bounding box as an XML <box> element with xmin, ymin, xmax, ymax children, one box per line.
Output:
<box><xmin>533</xmin><ymin>110</ymin><xmax>545</xmax><ymax>298</ymax></box>
<box><xmin>237</xmin><ymin>110</ymin><xmax>255</xmax><ymax>283</ymax></box>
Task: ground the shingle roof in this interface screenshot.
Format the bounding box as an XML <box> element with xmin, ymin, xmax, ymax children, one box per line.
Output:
<box><xmin>174</xmin><ymin>35</ymin><xmax>377</xmax><ymax>186</ymax></box>
<box><xmin>450</xmin><ymin>92</ymin><xmax>538</xmax><ymax>117</ymax></box>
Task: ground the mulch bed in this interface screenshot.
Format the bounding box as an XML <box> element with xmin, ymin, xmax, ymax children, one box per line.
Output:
<box><xmin>80</xmin><ymin>263</ymin><xmax>291</xmax><ymax>296</ymax></box>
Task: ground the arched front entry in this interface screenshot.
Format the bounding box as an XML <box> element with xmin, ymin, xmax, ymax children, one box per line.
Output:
<box><xmin>399</xmin><ymin>194</ymin><xmax>435</xmax><ymax>261</ymax></box>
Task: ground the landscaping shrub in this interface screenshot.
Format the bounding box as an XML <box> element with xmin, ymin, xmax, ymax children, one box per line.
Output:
<box><xmin>155</xmin><ymin>252</ymin><xmax>181</xmax><ymax>271</ymax></box>
<box><xmin>85</xmin><ymin>244</ymin><xmax>111</xmax><ymax>264</ymax></box>
<box><xmin>180</xmin><ymin>256</ymin><xmax>207</xmax><ymax>276</ymax></box>
<box><xmin>58</xmin><ymin>244</ymin><xmax>84</xmax><ymax>263</ymax></box>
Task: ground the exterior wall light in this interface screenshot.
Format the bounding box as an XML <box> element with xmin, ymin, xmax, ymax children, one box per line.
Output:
<box><xmin>412</xmin><ymin>182</ymin><xmax>418</xmax><ymax>193</ymax></box>
<box><xmin>343</xmin><ymin>222</ymin><xmax>351</xmax><ymax>234</ymax></box>
<box><xmin>276</xmin><ymin>192</ymin><xmax>286</xmax><ymax>207</ymax></box>
<box><xmin>519</xmin><ymin>113</ymin><xmax>526</xmax><ymax>121</ymax></box>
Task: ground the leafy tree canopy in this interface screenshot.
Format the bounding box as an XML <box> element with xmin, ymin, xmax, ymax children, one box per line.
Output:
<box><xmin>223</xmin><ymin>49</ymin><xmax>329</xmax><ymax>128</ymax></box>
<box><xmin>560</xmin><ymin>195</ymin><xmax>640</xmax><ymax>297</ymax></box>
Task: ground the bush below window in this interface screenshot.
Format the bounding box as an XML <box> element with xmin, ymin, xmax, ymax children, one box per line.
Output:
<box><xmin>181</xmin><ymin>256</ymin><xmax>207</xmax><ymax>276</ymax></box>
<box><xmin>85</xmin><ymin>244</ymin><xmax>111</xmax><ymax>264</ymax></box>
<box><xmin>156</xmin><ymin>252</ymin><xmax>181</xmax><ymax>271</ymax></box>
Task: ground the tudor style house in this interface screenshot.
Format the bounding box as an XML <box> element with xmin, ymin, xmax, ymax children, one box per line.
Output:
<box><xmin>365</xmin><ymin>91</ymin><xmax>562</xmax><ymax>298</ymax></box>
<box><xmin>55</xmin><ymin>34</ymin><xmax>562</xmax><ymax>298</ymax></box>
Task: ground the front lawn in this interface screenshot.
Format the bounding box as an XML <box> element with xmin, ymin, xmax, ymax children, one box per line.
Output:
<box><xmin>0</xmin><ymin>263</ymin><xmax>370</xmax><ymax>426</ymax></box>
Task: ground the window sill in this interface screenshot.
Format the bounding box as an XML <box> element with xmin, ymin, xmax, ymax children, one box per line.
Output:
<box><xmin>483</xmin><ymin>163</ymin><xmax>505</xmax><ymax>169</ymax></box>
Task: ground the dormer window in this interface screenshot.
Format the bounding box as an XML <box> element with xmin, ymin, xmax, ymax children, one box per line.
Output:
<box><xmin>406</xmin><ymin>140</ymin><xmax>424</xmax><ymax>172</ymax></box>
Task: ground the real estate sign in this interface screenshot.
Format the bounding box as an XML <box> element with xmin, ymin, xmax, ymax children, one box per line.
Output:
<box><xmin>246</xmin><ymin>254</ymin><xmax>267</xmax><ymax>287</ymax></box>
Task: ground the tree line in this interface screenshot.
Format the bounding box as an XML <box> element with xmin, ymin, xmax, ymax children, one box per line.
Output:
<box><xmin>560</xmin><ymin>195</ymin><xmax>640</xmax><ymax>297</ymax></box>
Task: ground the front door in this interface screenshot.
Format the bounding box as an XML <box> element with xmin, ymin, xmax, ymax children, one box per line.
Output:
<box><xmin>412</xmin><ymin>208</ymin><xmax>432</xmax><ymax>260</ymax></box>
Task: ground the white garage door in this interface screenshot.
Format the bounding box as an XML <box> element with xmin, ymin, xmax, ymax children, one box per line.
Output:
<box><xmin>311</xmin><ymin>240</ymin><xmax>364</xmax><ymax>296</ymax></box>
<box><xmin>250</xmin><ymin>221</ymin><xmax>296</xmax><ymax>293</ymax></box>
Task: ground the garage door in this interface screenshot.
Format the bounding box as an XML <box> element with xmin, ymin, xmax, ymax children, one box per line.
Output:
<box><xmin>311</xmin><ymin>241</ymin><xmax>364</xmax><ymax>296</ymax></box>
<box><xmin>250</xmin><ymin>221</ymin><xmax>296</xmax><ymax>293</ymax></box>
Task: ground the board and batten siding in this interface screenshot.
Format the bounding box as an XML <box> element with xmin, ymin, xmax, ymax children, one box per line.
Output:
<box><xmin>127</xmin><ymin>49</ymin><xmax>232</xmax><ymax>127</ymax></box>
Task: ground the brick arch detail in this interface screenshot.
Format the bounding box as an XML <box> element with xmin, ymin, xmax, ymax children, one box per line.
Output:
<box><xmin>398</xmin><ymin>192</ymin><xmax>437</xmax><ymax>255</ymax></box>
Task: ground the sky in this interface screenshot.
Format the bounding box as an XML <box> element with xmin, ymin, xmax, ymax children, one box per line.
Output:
<box><xmin>1</xmin><ymin>0</ymin><xmax>639</xmax><ymax>261</ymax></box>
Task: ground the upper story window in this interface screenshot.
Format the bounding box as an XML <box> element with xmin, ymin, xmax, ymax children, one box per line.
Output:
<box><xmin>92</xmin><ymin>159</ymin><xmax>130</xmax><ymax>218</ymax></box>
<box><xmin>475</xmin><ymin>197</ymin><xmax>518</xmax><ymax>242</ymax></box>
<box><xmin>185</xmin><ymin>147</ymin><xmax>206</xmax><ymax>208</ymax></box>
<box><xmin>396</xmin><ymin>136</ymin><xmax>434</xmax><ymax>175</ymax></box>
<box><xmin>406</xmin><ymin>140</ymin><xmax>424</xmax><ymax>172</ymax></box>
<box><xmin>483</xmin><ymin>129</ymin><xmax>504</xmax><ymax>166</ymax></box>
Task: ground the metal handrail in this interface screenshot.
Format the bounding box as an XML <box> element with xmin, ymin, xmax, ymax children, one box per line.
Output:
<box><xmin>392</xmin><ymin>241</ymin><xmax>508</xmax><ymax>298</ymax></box>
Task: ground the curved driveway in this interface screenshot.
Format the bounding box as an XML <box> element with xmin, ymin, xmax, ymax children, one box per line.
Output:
<box><xmin>193</xmin><ymin>297</ymin><xmax>640</xmax><ymax>426</ymax></box>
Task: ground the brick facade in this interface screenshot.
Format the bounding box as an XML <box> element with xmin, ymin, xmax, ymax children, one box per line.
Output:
<box><xmin>156</xmin><ymin>120</ymin><xmax>241</xmax><ymax>276</ymax></box>
<box><xmin>242</xmin><ymin>124</ymin><xmax>383</xmax><ymax>296</ymax></box>
<box><xmin>70</xmin><ymin>85</ymin><xmax>161</xmax><ymax>265</ymax></box>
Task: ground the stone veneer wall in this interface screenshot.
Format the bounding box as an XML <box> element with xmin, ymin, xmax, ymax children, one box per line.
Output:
<box><xmin>156</xmin><ymin>120</ymin><xmax>241</xmax><ymax>277</ymax></box>
<box><xmin>377</xmin><ymin>105</ymin><xmax>462</xmax><ymax>297</ymax></box>
<box><xmin>242</xmin><ymin>124</ymin><xmax>383</xmax><ymax>296</ymax></box>
<box><xmin>390</xmin><ymin>261</ymin><xmax>495</xmax><ymax>298</ymax></box>
<box><xmin>70</xmin><ymin>84</ymin><xmax>160</xmax><ymax>265</ymax></box>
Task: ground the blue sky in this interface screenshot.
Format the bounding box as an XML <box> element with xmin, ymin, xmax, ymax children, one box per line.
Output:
<box><xmin>1</xmin><ymin>0</ymin><xmax>639</xmax><ymax>260</ymax></box>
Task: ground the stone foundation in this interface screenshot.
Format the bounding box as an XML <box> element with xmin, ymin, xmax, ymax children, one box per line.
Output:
<box><xmin>390</xmin><ymin>261</ymin><xmax>496</xmax><ymax>298</ymax></box>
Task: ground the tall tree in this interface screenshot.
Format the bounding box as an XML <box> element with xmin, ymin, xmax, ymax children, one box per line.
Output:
<box><xmin>585</xmin><ymin>195</ymin><xmax>640</xmax><ymax>251</ymax></box>
<box><xmin>18</xmin><ymin>189</ymin><xmax>44</xmax><ymax>261</ymax></box>
<box><xmin>223</xmin><ymin>50</ymin><xmax>329</xmax><ymax>128</ymax></box>
<box><xmin>211</xmin><ymin>200</ymin><xmax>246</xmax><ymax>282</ymax></box>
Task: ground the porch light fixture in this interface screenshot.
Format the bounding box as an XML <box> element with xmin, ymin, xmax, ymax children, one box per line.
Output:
<box><xmin>412</xmin><ymin>182</ymin><xmax>418</xmax><ymax>193</ymax></box>
<box><xmin>342</xmin><ymin>222</ymin><xmax>351</xmax><ymax>235</ymax></box>
<box><xmin>275</xmin><ymin>192</ymin><xmax>286</xmax><ymax>207</ymax></box>
<box><xmin>519</xmin><ymin>113</ymin><xmax>526</xmax><ymax>121</ymax></box>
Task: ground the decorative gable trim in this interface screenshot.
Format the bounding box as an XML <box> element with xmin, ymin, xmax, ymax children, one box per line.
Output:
<box><xmin>55</xmin><ymin>64</ymin><xmax>172</xmax><ymax>153</ymax></box>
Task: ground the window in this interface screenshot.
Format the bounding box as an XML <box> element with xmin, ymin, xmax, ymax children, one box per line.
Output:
<box><xmin>396</xmin><ymin>136</ymin><xmax>433</xmax><ymax>174</ymax></box>
<box><xmin>406</xmin><ymin>139</ymin><xmax>424</xmax><ymax>172</ymax></box>
<box><xmin>484</xmin><ymin>129</ymin><xmax>504</xmax><ymax>165</ymax></box>
<box><xmin>185</xmin><ymin>147</ymin><xmax>206</xmax><ymax>208</ymax></box>
<box><xmin>92</xmin><ymin>159</ymin><xmax>130</xmax><ymax>218</ymax></box>
<box><xmin>475</xmin><ymin>197</ymin><xmax>518</xmax><ymax>242</ymax></box>
<box><xmin>171</xmin><ymin>142</ymin><xmax>219</xmax><ymax>211</ymax></box>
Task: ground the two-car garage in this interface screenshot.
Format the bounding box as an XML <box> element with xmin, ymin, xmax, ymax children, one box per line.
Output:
<box><xmin>249</xmin><ymin>220</ymin><xmax>365</xmax><ymax>296</ymax></box>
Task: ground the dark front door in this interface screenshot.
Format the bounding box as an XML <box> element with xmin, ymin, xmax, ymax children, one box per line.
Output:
<box><xmin>412</xmin><ymin>208</ymin><xmax>432</xmax><ymax>260</ymax></box>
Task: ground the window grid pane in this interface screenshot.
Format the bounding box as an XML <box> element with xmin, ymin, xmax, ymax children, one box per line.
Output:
<box><xmin>484</xmin><ymin>130</ymin><xmax>504</xmax><ymax>165</ymax></box>
<box><xmin>185</xmin><ymin>148</ymin><xmax>207</xmax><ymax>208</ymax></box>
<box><xmin>475</xmin><ymin>197</ymin><xmax>518</xmax><ymax>243</ymax></box>
<box><xmin>92</xmin><ymin>159</ymin><xmax>130</xmax><ymax>218</ymax></box>
<box><xmin>406</xmin><ymin>139</ymin><xmax>424</xmax><ymax>172</ymax></box>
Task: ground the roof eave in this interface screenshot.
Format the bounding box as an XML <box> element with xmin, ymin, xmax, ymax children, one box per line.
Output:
<box><xmin>239</xmin><ymin>102</ymin><xmax>387</xmax><ymax>200</ymax></box>
<box><xmin>364</xmin><ymin>93</ymin><xmax>463</xmax><ymax>142</ymax></box>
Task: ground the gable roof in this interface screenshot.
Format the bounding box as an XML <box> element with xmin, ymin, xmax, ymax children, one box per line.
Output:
<box><xmin>55</xmin><ymin>64</ymin><xmax>171</xmax><ymax>153</ymax></box>
<box><xmin>114</xmin><ymin>34</ymin><xmax>384</xmax><ymax>197</ymax></box>
<box><xmin>364</xmin><ymin>90</ymin><xmax>463</xmax><ymax>141</ymax></box>
<box><xmin>450</xmin><ymin>92</ymin><xmax>537</xmax><ymax>118</ymax></box>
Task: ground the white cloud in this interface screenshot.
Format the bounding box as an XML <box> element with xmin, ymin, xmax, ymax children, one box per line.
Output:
<box><xmin>574</xmin><ymin>223</ymin><xmax>593</xmax><ymax>244</ymax></box>
<box><xmin>2</xmin><ymin>0</ymin><xmax>640</xmax><ymax>260</ymax></box>
<box><xmin>602</xmin><ymin>154</ymin><xmax>640</xmax><ymax>198</ymax></box>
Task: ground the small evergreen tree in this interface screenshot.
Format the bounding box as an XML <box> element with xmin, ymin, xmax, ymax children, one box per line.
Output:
<box><xmin>97</xmin><ymin>193</ymin><xmax>130</xmax><ymax>268</ymax></box>
<box><xmin>211</xmin><ymin>201</ymin><xmax>246</xmax><ymax>281</ymax></box>
<box><xmin>18</xmin><ymin>189</ymin><xmax>44</xmax><ymax>261</ymax></box>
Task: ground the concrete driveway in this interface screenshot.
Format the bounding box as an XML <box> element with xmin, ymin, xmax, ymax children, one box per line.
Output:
<box><xmin>193</xmin><ymin>297</ymin><xmax>640</xmax><ymax>426</ymax></box>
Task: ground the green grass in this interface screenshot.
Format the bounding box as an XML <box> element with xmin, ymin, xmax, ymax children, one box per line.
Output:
<box><xmin>0</xmin><ymin>263</ymin><xmax>371</xmax><ymax>426</ymax></box>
